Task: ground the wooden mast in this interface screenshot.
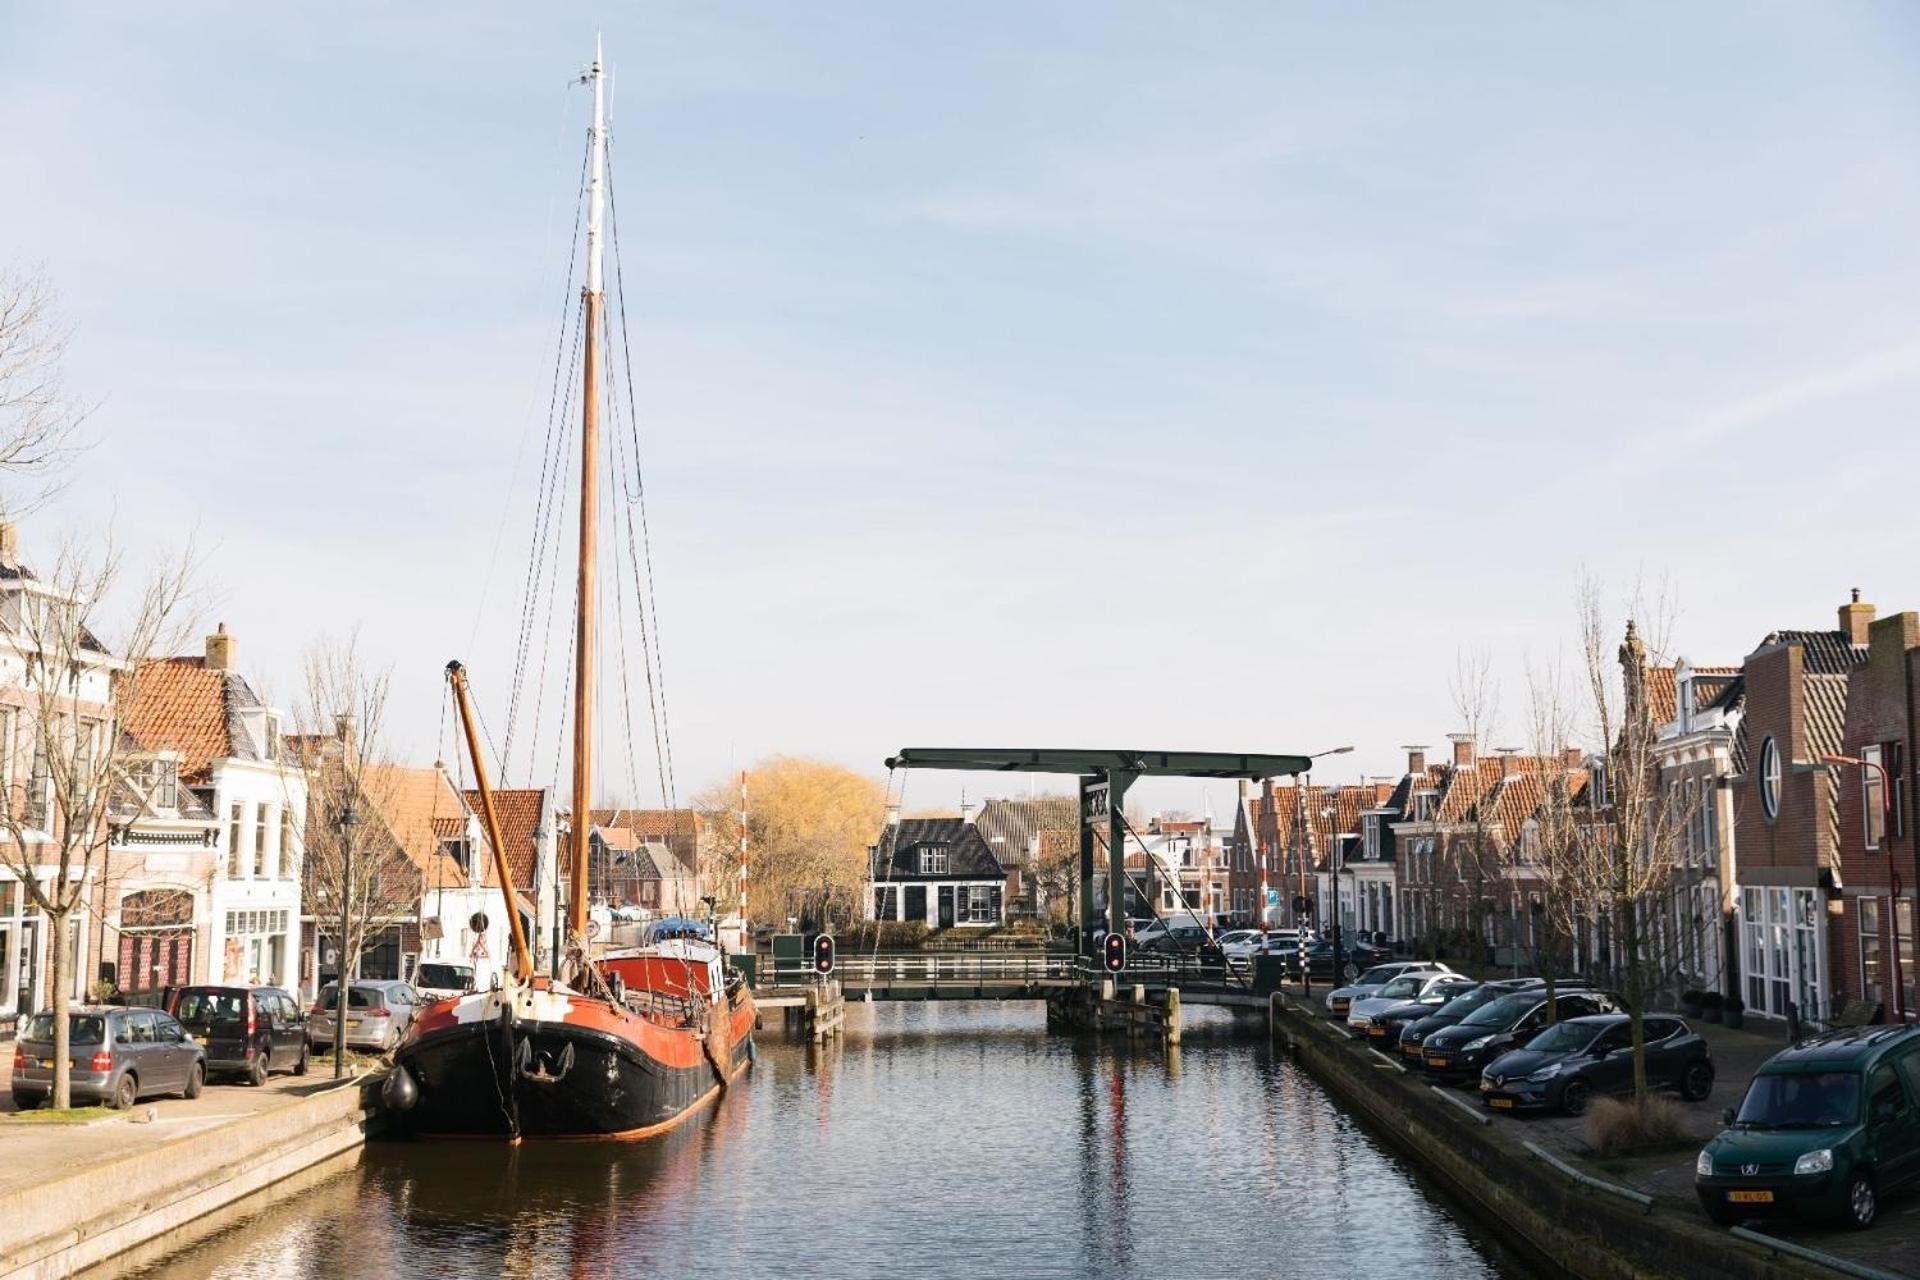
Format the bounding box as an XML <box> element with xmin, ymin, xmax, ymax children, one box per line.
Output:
<box><xmin>570</xmin><ymin>37</ymin><xmax>605</xmax><ymax>949</ymax></box>
<box><xmin>447</xmin><ymin>661</ymin><xmax>534</xmax><ymax>983</ymax></box>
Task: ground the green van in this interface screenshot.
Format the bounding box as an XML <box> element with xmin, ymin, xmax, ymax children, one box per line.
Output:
<box><xmin>1695</xmin><ymin>1025</ymin><xmax>1920</xmax><ymax>1229</ymax></box>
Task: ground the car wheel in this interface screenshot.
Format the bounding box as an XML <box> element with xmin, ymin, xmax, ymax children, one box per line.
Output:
<box><xmin>1845</xmin><ymin>1171</ymin><xmax>1877</xmax><ymax>1230</ymax></box>
<box><xmin>293</xmin><ymin>1044</ymin><xmax>310</xmax><ymax>1076</ymax></box>
<box><xmin>248</xmin><ymin>1052</ymin><xmax>269</xmax><ymax>1087</ymax></box>
<box><xmin>183</xmin><ymin>1063</ymin><xmax>204</xmax><ymax>1100</ymax></box>
<box><xmin>1560</xmin><ymin>1079</ymin><xmax>1593</xmax><ymax>1116</ymax></box>
<box><xmin>11</xmin><ymin>1091</ymin><xmax>38</xmax><ymax>1111</ymax></box>
<box><xmin>1679</xmin><ymin>1060</ymin><xmax>1715</xmax><ymax>1102</ymax></box>
<box><xmin>111</xmin><ymin>1073</ymin><xmax>137</xmax><ymax>1111</ymax></box>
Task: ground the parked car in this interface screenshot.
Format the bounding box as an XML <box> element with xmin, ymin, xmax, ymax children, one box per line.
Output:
<box><xmin>1216</xmin><ymin>930</ymin><xmax>1265</xmax><ymax>959</ymax></box>
<box><xmin>1348</xmin><ymin>972</ymin><xmax>1477</xmax><ymax>1037</ymax></box>
<box><xmin>1479</xmin><ymin>1013</ymin><xmax>1714</xmax><ymax>1114</ymax></box>
<box><xmin>1254</xmin><ymin>928</ymin><xmax>1318</xmax><ymax>955</ymax></box>
<box><xmin>10</xmin><ymin>1007</ymin><xmax>206</xmax><ymax>1110</ymax></box>
<box><xmin>168</xmin><ymin>985</ymin><xmax>311</xmax><ymax>1084</ymax></box>
<box><xmin>308</xmin><ymin>979</ymin><xmax>425</xmax><ymax>1052</ymax></box>
<box><xmin>413</xmin><ymin>962</ymin><xmax>477</xmax><ymax>1002</ymax></box>
<box><xmin>1324</xmin><ymin>961</ymin><xmax>1452</xmax><ymax>1018</ymax></box>
<box><xmin>1696</xmin><ymin>1025</ymin><xmax>1920</xmax><ymax>1230</ymax></box>
<box><xmin>1419</xmin><ymin>989</ymin><xmax>1617</xmax><ymax>1080</ymax></box>
<box><xmin>1367</xmin><ymin>980</ymin><xmax>1483</xmax><ymax>1049</ymax></box>
<box><xmin>1132</xmin><ymin>914</ymin><xmax>1205</xmax><ymax>950</ymax></box>
<box><xmin>1395</xmin><ymin>978</ymin><xmax>1594</xmax><ymax>1058</ymax></box>
<box><xmin>1139</xmin><ymin>925</ymin><xmax>1224</xmax><ymax>962</ymax></box>
<box><xmin>1282</xmin><ymin>939</ymin><xmax>1390</xmax><ymax>982</ymax></box>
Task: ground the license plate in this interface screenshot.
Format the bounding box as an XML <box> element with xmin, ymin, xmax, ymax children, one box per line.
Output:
<box><xmin>1403</xmin><ymin>1045</ymin><xmax>1420</xmax><ymax>1056</ymax></box>
<box><xmin>1369</xmin><ymin>1028</ymin><xmax>1387</xmax><ymax>1038</ymax></box>
<box><xmin>1489</xmin><ymin>1097</ymin><xmax>1514</xmax><ymax>1109</ymax></box>
<box><xmin>345</xmin><ymin>1018</ymin><xmax>362</xmax><ymax>1027</ymax></box>
<box><xmin>1426</xmin><ymin>1057</ymin><xmax>1448</xmax><ymax>1068</ymax></box>
<box><xmin>1728</xmin><ymin>1190</ymin><xmax>1774</xmax><ymax>1204</ymax></box>
<box><xmin>40</xmin><ymin>1058</ymin><xmax>53</xmax><ymax>1069</ymax></box>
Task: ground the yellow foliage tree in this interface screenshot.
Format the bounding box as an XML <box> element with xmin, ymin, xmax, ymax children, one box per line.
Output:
<box><xmin>694</xmin><ymin>756</ymin><xmax>886</xmax><ymax>930</ymax></box>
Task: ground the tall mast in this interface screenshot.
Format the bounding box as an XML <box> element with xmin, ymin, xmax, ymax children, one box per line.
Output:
<box><xmin>570</xmin><ymin>37</ymin><xmax>605</xmax><ymax>946</ymax></box>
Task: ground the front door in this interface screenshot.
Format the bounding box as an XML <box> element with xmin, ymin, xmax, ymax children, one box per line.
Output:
<box><xmin>937</xmin><ymin>886</ymin><xmax>955</xmax><ymax>929</ymax></box>
<box><xmin>904</xmin><ymin>885</ymin><xmax>927</xmax><ymax>925</ymax></box>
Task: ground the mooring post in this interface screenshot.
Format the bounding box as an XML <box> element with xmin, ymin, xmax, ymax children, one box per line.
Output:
<box><xmin>1165</xmin><ymin>987</ymin><xmax>1181</xmax><ymax>1046</ymax></box>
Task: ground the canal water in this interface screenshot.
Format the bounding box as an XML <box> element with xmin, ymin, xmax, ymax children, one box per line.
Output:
<box><xmin>127</xmin><ymin>1003</ymin><xmax>1530</xmax><ymax>1279</ymax></box>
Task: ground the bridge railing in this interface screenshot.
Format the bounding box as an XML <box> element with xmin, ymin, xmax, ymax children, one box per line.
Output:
<box><xmin>760</xmin><ymin>950</ymin><xmax>1251</xmax><ymax>991</ymax></box>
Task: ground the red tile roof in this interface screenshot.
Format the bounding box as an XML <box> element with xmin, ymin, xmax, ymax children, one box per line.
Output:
<box><xmin>362</xmin><ymin>764</ymin><xmax>476</xmax><ymax>889</ymax></box>
<box><xmin>465</xmin><ymin>788</ymin><xmax>547</xmax><ymax>890</ymax></box>
<box><xmin>120</xmin><ymin>659</ymin><xmax>231</xmax><ymax>779</ymax></box>
<box><xmin>589</xmin><ymin>808</ymin><xmax>699</xmax><ymax>873</ymax></box>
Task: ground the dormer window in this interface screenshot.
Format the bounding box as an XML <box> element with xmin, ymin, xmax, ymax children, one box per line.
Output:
<box><xmin>1411</xmin><ymin>792</ymin><xmax>1435</xmax><ymax>822</ymax></box>
<box><xmin>263</xmin><ymin>713</ymin><xmax>281</xmax><ymax>761</ymax></box>
<box><xmin>1363</xmin><ymin>815</ymin><xmax>1381</xmax><ymax>859</ymax></box>
<box><xmin>441</xmin><ymin>837</ymin><xmax>472</xmax><ymax>874</ymax></box>
<box><xmin>150</xmin><ymin>758</ymin><xmax>179</xmax><ymax>811</ymax></box>
<box><xmin>918</xmin><ymin>845</ymin><xmax>949</xmax><ymax>875</ymax></box>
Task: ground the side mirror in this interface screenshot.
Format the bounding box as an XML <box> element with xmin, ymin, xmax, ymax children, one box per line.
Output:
<box><xmin>1720</xmin><ymin>1107</ymin><xmax>1736</xmax><ymax>1126</ymax></box>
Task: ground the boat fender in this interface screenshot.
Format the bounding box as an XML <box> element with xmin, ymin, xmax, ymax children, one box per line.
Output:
<box><xmin>382</xmin><ymin>1065</ymin><xmax>419</xmax><ymax>1112</ymax></box>
<box><xmin>608</xmin><ymin>972</ymin><xmax>626</xmax><ymax>1006</ymax></box>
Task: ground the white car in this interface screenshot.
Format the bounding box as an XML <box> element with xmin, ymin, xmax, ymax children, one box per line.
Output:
<box><xmin>1132</xmin><ymin>914</ymin><xmax>1206</xmax><ymax>950</ymax></box>
<box><xmin>1324</xmin><ymin>961</ymin><xmax>1453</xmax><ymax>1016</ymax></box>
<box><xmin>1346</xmin><ymin>971</ymin><xmax>1475</xmax><ymax>1033</ymax></box>
<box><xmin>1216</xmin><ymin>930</ymin><xmax>1265</xmax><ymax>958</ymax></box>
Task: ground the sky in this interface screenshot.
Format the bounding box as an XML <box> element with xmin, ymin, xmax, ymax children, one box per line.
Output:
<box><xmin>3</xmin><ymin>4</ymin><xmax>1920</xmax><ymax>818</ymax></box>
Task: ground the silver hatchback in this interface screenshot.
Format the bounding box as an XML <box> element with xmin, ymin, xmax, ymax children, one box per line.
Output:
<box><xmin>307</xmin><ymin>980</ymin><xmax>423</xmax><ymax>1052</ymax></box>
<box><xmin>10</xmin><ymin>1006</ymin><xmax>208</xmax><ymax>1110</ymax></box>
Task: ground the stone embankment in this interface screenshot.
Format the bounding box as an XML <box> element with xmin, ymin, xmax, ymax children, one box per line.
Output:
<box><xmin>1268</xmin><ymin>992</ymin><xmax>1905</xmax><ymax>1280</ymax></box>
<box><xmin>0</xmin><ymin>1075</ymin><xmax>381</xmax><ymax>1279</ymax></box>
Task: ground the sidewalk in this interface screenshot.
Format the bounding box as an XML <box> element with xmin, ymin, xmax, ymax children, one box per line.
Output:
<box><xmin>0</xmin><ymin>1054</ymin><xmax>370</xmax><ymax>1199</ymax></box>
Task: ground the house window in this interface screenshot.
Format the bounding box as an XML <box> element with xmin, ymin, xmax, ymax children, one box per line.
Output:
<box><xmin>1863</xmin><ymin>745</ymin><xmax>1886</xmax><ymax>851</ymax></box>
<box><xmin>151</xmin><ymin>759</ymin><xmax>178</xmax><ymax>811</ymax></box>
<box><xmin>873</xmin><ymin>885</ymin><xmax>899</xmax><ymax>920</ymax></box>
<box><xmin>1860</xmin><ymin>898</ymin><xmax>1883</xmax><ymax>1004</ymax></box>
<box><xmin>440</xmin><ymin>838</ymin><xmax>470</xmax><ymax>875</ymax></box>
<box><xmin>263</xmin><ymin>714</ymin><xmax>281</xmax><ymax>761</ymax></box>
<box><xmin>1890</xmin><ymin>742</ymin><xmax>1908</xmax><ymax>840</ymax></box>
<box><xmin>960</xmin><ymin>885</ymin><xmax>999</xmax><ymax>924</ymax></box>
<box><xmin>254</xmin><ymin>805</ymin><xmax>270</xmax><ymax>878</ymax></box>
<box><xmin>229</xmin><ymin>802</ymin><xmax>246</xmax><ymax>878</ymax></box>
<box><xmin>1759</xmin><ymin>736</ymin><xmax>1781</xmax><ymax>821</ymax></box>
<box><xmin>1363</xmin><ymin>816</ymin><xmax>1380</xmax><ymax>860</ymax></box>
<box><xmin>918</xmin><ymin>845</ymin><xmax>949</xmax><ymax>875</ymax></box>
<box><xmin>1412</xmin><ymin>792</ymin><xmax>1435</xmax><ymax>821</ymax></box>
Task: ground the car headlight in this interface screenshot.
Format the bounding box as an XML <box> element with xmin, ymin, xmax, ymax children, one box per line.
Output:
<box><xmin>1461</xmin><ymin>1035</ymin><xmax>1494</xmax><ymax>1051</ymax></box>
<box><xmin>1524</xmin><ymin>1065</ymin><xmax>1561</xmax><ymax>1083</ymax></box>
<box><xmin>1696</xmin><ymin>1150</ymin><xmax>1713</xmax><ymax>1178</ymax></box>
<box><xmin>1793</xmin><ymin>1148</ymin><xmax>1833</xmax><ymax>1176</ymax></box>
<box><xmin>1350</xmin><ymin>1016</ymin><xmax>1371</xmax><ymax>1028</ymax></box>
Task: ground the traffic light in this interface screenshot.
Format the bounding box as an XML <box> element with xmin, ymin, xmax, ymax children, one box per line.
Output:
<box><xmin>1102</xmin><ymin>931</ymin><xmax>1126</xmax><ymax>973</ymax></box>
<box><xmin>1293</xmin><ymin>894</ymin><xmax>1311</xmax><ymax>916</ymax></box>
<box><xmin>812</xmin><ymin>933</ymin><xmax>835</xmax><ymax>975</ymax></box>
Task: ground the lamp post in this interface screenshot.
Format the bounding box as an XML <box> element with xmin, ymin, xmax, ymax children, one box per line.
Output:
<box><xmin>1295</xmin><ymin>746</ymin><xmax>1352</xmax><ymax>994</ymax></box>
<box><xmin>1824</xmin><ymin>753</ymin><xmax>1906</xmax><ymax>1020</ymax></box>
<box><xmin>332</xmin><ymin>798</ymin><xmax>360</xmax><ymax>1080</ymax></box>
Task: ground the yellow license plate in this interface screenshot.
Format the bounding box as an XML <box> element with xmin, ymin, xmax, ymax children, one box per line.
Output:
<box><xmin>1489</xmin><ymin>1097</ymin><xmax>1514</xmax><ymax>1109</ymax></box>
<box><xmin>1426</xmin><ymin>1057</ymin><xmax>1448</xmax><ymax>1068</ymax></box>
<box><xmin>1369</xmin><ymin>1028</ymin><xmax>1387</xmax><ymax>1038</ymax></box>
<box><xmin>40</xmin><ymin>1059</ymin><xmax>53</xmax><ymax>1069</ymax></box>
<box><xmin>345</xmin><ymin>1018</ymin><xmax>362</xmax><ymax>1027</ymax></box>
<box><xmin>1728</xmin><ymin>1190</ymin><xmax>1773</xmax><ymax>1204</ymax></box>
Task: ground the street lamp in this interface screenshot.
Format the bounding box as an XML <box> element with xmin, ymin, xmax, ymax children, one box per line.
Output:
<box><xmin>332</xmin><ymin>799</ymin><xmax>361</xmax><ymax>1080</ymax></box>
<box><xmin>1824</xmin><ymin>753</ymin><xmax>1906</xmax><ymax>1021</ymax></box>
<box><xmin>1288</xmin><ymin>749</ymin><xmax>1352</xmax><ymax>996</ymax></box>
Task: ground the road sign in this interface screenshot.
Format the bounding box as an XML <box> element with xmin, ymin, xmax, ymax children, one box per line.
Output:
<box><xmin>1082</xmin><ymin>782</ymin><xmax>1110</xmax><ymax>826</ymax></box>
<box><xmin>470</xmin><ymin>934</ymin><xmax>489</xmax><ymax>960</ymax></box>
<box><xmin>586</xmin><ymin>918</ymin><xmax>602</xmax><ymax>940</ymax></box>
<box><xmin>324</xmin><ymin>947</ymin><xmax>339</xmax><ymax>966</ymax></box>
<box><xmin>1265</xmin><ymin>888</ymin><xmax>1279</xmax><ymax>907</ymax></box>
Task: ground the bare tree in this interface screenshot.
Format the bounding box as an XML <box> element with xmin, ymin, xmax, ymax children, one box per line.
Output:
<box><xmin>1438</xmin><ymin>647</ymin><xmax>1504</xmax><ymax>974</ymax></box>
<box><xmin>0</xmin><ymin>537</ymin><xmax>196</xmax><ymax>1108</ymax></box>
<box><xmin>0</xmin><ymin>270</ymin><xmax>89</xmax><ymax>512</ymax></box>
<box><xmin>291</xmin><ymin>640</ymin><xmax>417</xmax><ymax>1071</ymax></box>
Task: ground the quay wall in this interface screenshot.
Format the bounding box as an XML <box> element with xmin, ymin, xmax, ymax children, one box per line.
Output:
<box><xmin>0</xmin><ymin>1077</ymin><xmax>381</xmax><ymax>1280</ymax></box>
<box><xmin>1270</xmin><ymin>996</ymin><xmax>1835</xmax><ymax>1280</ymax></box>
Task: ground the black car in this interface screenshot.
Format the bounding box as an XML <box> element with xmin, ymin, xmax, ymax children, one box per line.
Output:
<box><xmin>1281</xmin><ymin>939</ymin><xmax>1391</xmax><ymax>980</ymax></box>
<box><xmin>1419</xmin><ymin>989</ymin><xmax>1617</xmax><ymax>1081</ymax></box>
<box><xmin>168</xmin><ymin>985</ymin><xmax>311</xmax><ymax>1084</ymax></box>
<box><xmin>1397</xmin><ymin>978</ymin><xmax>1554</xmax><ymax>1059</ymax></box>
<box><xmin>1364</xmin><ymin>980</ymin><xmax>1482</xmax><ymax>1050</ymax></box>
<box><xmin>1140</xmin><ymin>926</ymin><xmax>1225</xmax><ymax>963</ymax></box>
<box><xmin>1480</xmin><ymin>1014</ymin><xmax>1715</xmax><ymax>1114</ymax></box>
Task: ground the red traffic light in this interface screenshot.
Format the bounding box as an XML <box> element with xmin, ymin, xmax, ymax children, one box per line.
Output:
<box><xmin>813</xmin><ymin>934</ymin><xmax>835</xmax><ymax>975</ymax></box>
<box><xmin>1102</xmin><ymin>931</ymin><xmax>1126</xmax><ymax>973</ymax></box>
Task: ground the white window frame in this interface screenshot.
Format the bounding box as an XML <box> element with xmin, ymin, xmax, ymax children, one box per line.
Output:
<box><xmin>1863</xmin><ymin>744</ymin><xmax>1886</xmax><ymax>852</ymax></box>
<box><xmin>1759</xmin><ymin>736</ymin><xmax>1781</xmax><ymax>822</ymax></box>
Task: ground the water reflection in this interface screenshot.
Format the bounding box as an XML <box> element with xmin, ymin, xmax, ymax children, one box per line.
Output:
<box><xmin>127</xmin><ymin>1003</ymin><xmax>1523</xmax><ymax>1280</ymax></box>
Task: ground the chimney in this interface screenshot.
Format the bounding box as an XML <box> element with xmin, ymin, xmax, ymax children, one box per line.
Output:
<box><xmin>885</xmin><ymin>802</ymin><xmax>901</xmax><ymax>826</ymax></box>
<box><xmin>1448</xmin><ymin>733</ymin><xmax>1476</xmax><ymax>769</ymax></box>
<box><xmin>205</xmin><ymin>622</ymin><xmax>236</xmax><ymax>671</ymax></box>
<box><xmin>1237</xmin><ymin>778</ymin><xmax>1250</xmax><ymax>804</ymax></box>
<box><xmin>0</xmin><ymin>521</ymin><xmax>17</xmax><ymax>568</ymax></box>
<box><xmin>335</xmin><ymin>713</ymin><xmax>357</xmax><ymax>752</ymax></box>
<box><xmin>959</xmin><ymin>795</ymin><xmax>977</xmax><ymax>825</ymax></box>
<box><xmin>1563</xmin><ymin>746</ymin><xmax>1584</xmax><ymax>770</ymax></box>
<box><xmin>1496</xmin><ymin>748</ymin><xmax>1521</xmax><ymax>778</ymax></box>
<box><xmin>1839</xmin><ymin>588</ymin><xmax>1875</xmax><ymax>646</ymax></box>
<box><xmin>1404</xmin><ymin>745</ymin><xmax>1428</xmax><ymax>776</ymax></box>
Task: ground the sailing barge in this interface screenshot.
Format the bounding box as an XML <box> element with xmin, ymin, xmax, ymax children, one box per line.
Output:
<box><xmin>387</xmin><ymin>41</ymin><xmax>754</xmax><ymax>1141</ymax></box>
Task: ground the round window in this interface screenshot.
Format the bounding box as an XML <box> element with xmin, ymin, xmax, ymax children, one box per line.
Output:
<box><xmin>1759</xmin><ymin>735</ymin><xmax>1782</xmax><ymax>821</ymax></box>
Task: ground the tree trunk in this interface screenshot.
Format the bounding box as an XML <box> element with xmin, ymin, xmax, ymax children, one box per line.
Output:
<box><xmin>1621</xmin><ymin>892</ymin><xmax>1648</xmax><ymax>1098</ymax></box>
<box><xmin>49</xmin><ymin>910</ymin><xmax>71</xmax><ymax>1109</ymax></box>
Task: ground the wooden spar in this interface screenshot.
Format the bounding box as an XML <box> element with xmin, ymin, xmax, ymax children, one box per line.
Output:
<box><xmin>570</xmin><ymin>40</ymin><xmax>606</xmax><ymax>946</ymax></box>
<box><xmin>445</xmin><ymin>661</ymin><xmax>534</xmax><ymax>983</ymax></box>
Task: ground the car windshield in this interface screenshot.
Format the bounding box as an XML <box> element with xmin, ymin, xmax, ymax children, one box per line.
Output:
<box><xmin>1376</xmin><ymin>975</ymin><xmax>1424</xmax><ymax>999</ymax></box>
<box><xmin>1525</xmin><ymin>1022</ymin><xmax>1604</xmax><ymax>1053</ymax></box>
<box><xmin>315</xmin><ymin>985</ymin><xmax>383</xmax><ymax>1011</ymax></box>
<box><xmin>1735</xmin><ymin>1072</ymin><xmax>1861</xmax><ymax>1129</ymax></box>
<box><xmin>416</xmin><ymin>964</ymin><xmax>473</xmax><ymax>989</ymax></box>
<box><xmin>174</xmin><ymin>991</ymin><xmax>246</xmax><ymax>1025</ymax></box>
<box><xmin>22</xmin><ymin>1012</ymin><xmax>106</xmax><ymax>1044</ymax></box>
<box><xmin>1460</xmin><ymin>993</ymin><xmax>1535</xmax><ymax>1028</ymax></box>
<box><xmin>1355</xmin><ymin>966</ymin><xmax>1400</xmax><ymax>986</ymax></box>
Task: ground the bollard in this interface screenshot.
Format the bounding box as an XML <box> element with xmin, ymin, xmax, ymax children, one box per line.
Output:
<box><xmin>1165</xmin><ymin>988</ymin><xmax>1181</xmax><ymax>1046</ymax></box>
<box><xmin>1131</xmin><ymin>984</ymin><xmax>1147</xmax><ymax>1039</ymax></box>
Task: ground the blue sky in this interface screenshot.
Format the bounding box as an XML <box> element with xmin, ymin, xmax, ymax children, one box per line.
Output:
<box><xmin>3</xmin><ymin>4</ymin><xmax>1919</xmax><ymax>815</ymax></box>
